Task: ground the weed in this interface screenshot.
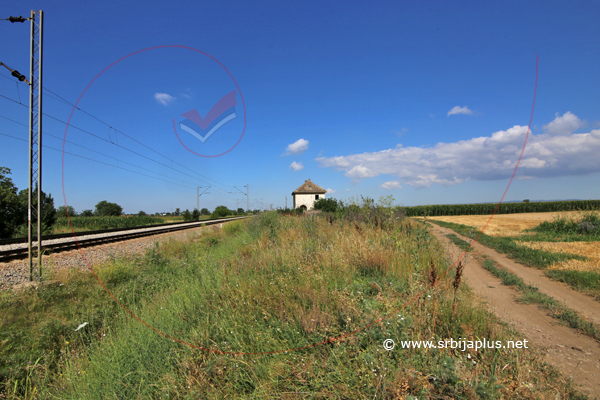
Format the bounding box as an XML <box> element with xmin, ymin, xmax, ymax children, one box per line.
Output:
<box><xmin>0</xmin><ymin>214</ymin><xmax>588</xmax><ymax>399</ymax></box>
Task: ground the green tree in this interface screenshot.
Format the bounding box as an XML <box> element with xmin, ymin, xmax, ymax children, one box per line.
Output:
<box><xmin>16</xmin><ymin>186</ymin><xmax>56</xmax><ymax>237</ymax></box>
<box><xmin>182</xmin><ymin>209</ymin><xmax>192</xmax><ymax>222</ymax></box>
<box><xmin>237</xmin><ymin>207</ymin><xmax>245</xmax><ymax>215</ymax></box>
<box><xmin>211</xmin><ymin>205</ymin><xmax>231</xmax><ymax>218</ymax></box>
<box><xmin>174</xmin><ymin>208</ymin><xmax>181</xmax><ymax>216</ymax></box>
<box><xmin>137</xmin><ymin>210</ymin><xmax>147</xmax><ymax>216</ymax></box>
<box><xmin>80</xmin><ymin>209</ymin><xmax>94</xmax><ymax>217</ymax></box>
<box><xmin>200</xmin><ymin>208</ymin><xmax>210</xmax><ymax>216</ymax></box>
<box><xmin>313</xmin><ymin>198</ymin><xmax>339</xmax><ymax>213</ymax></box>
<box><xmin>56</xmin><ymin>205</ymin><xmax>77</xmax><ymax>218</ymax></box>
<box><xmin>0</xmin><ymin>167</ymin><xmax>23</xmax><ymax>238</ymax></box>
<box><xmin>191</xmin><ymin>209</ymin><xmax>201</xmax><ymax>221</ymax></box>
<box><xmin>95</xmin><ymin>200</ymin><xmax>123</xmax><ymax>216</ymax></box>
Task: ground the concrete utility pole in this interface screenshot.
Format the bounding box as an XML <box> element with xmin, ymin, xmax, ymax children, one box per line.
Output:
<box><xmin>197</xmin><ymin>186</ymin><xmax>210</xmax><ymax>211</ymax></box>
<box><xmin>3</xmin><ymin>11</ymin><xmax>43</xmax><ymax>280</ymax></box>
<box><xmin>232</xmin><ymin>184</ymin><xmax>249</xmax><ymax>212</ymax></box>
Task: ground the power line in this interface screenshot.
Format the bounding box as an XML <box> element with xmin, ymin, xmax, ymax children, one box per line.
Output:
<box><xmin>42</xmin><ymin>85</ymin><xmax>237</xmax><ymax>193</ymax></box>
<box><xmin>0</xmin><ymin>131</ymin><xmax>194</xmax><ymax>189</ymax></box>
<box><xmin>0</xmin><ymin>88</ymin><xmax>239</xmax><ymax>198</ymax></box>
<box><xmin>0</xmin><ymin>92</ymin><xmax>239</xmax><ymax>198</ymax></box>
<box><xmin>0</xmin><ymin>113</ymin><xmax>197</xmax><ymax>186</ymax></box>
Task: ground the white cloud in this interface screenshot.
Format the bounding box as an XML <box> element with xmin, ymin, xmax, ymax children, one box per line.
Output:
<box><xmin>285</xmin><ymin>139</ymin><xmax>309</xmax><ymax>155</ymax></box>
<box><xmin>326</xmin><ymin>188</ymin><xmax>337</xmax><ymax>194</ymax></box>
<box><xmin>316</xmin><ymin>112</ymin><xmax>600</xmax><ymax>188</ymax></box>
<box><xmin>346</xmin><ymin>189</ymin><xmax>350</xmax><ymax>192</ymax></box>
<box><xmin>396</xmin><ymin>128</ymin><xmax>409</xmax><ymax>137</ymax></box>
<box><xmin>447</xmin><ymin>106</ymin><xmax>473</xmax><ymax>116</ymax></box>
<box><xmin>381</xmin><ymin>181</ymin><xmax>402</xmax><ymax>190</ymax></box>
<box><xmin>346</xmin><ymin>165</ymin><xmax>378</xmax><ymax>179</ymax></box>
<box><xmin>543</xmin><ymin>111</ymin><xmax>585</xmax><ymax>135</ymax></box>
<box><xmin>154</xmin><ymin>93</ymin><xmax>176</xmax><ymax>106</ymax></box>
<box><xmin>289</xmin><ymin>161</ymin><xmax>304</xmax><ymax>171</ymax></box>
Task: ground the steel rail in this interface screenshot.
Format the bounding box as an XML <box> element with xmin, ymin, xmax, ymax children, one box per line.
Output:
<box><xmin>0</xmin><ymin>216</ymin><xmax>249</xmax><ymax>263</ymax></box>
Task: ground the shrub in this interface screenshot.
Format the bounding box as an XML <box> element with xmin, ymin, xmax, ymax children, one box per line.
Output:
<box><xmin>211</xmin><ymin>205</ymin><xmax>232</xmax><ymax>219</ymax></box>
<box><xmin>313</xmin><ymin>198</ymin><xmax>339</xmax><ymax>213</ymax></box>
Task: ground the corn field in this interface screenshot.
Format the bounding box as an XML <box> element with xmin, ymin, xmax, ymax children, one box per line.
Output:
<box><xmin>403</xmin><ymin>199</ymin><xmax>600</xmax><ymax>217</ymax></box>
<box><xmin>54</xmin><ymin>216</ymin><xmax>165</xmax><ymax>231</ymax></box>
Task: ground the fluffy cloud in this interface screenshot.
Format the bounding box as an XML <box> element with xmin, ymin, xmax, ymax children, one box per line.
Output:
<box><xmin>285</xmin><ymin>139</ymin><xmax>309</xmax><ymax>155</ymax></box>
<box><xmin>154</xmin><ymin>93</ymin><xmax>176</xmax><ymax>106</ymax></box>
<box><xmin>289</xmin><ymin>161</ymin><xmax>304</xmax><ymax>171</ymax></box>
<box><xmin>346</xmin><ymin>165</ymin><xmax>379</xmax><ymax>179</ymax></box>
<box><xmin>316</xmin><ymin>112</ymin><xmax>600</xmax><ymax>188</ymax></box>
<box><xmin>381</xmin><ymin>181</ymin><xmax>402</xmax><ymax>190</ymax></box>
<box><xmin>447</xmin><ymin>106</ymin><xmax>473</xmax><ymax>116</ymax></box>
<box><xmin>543</xmin><ymin>111</ymin><xmax>585</xmax><ymax>135</ymax></box>
<box><xmin>326</xmin><ymin>188</ymin><xmax>337</xmax><ymax>194</ymax></box>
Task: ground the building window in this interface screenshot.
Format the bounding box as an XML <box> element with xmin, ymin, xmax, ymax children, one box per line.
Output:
<box><xmin>315</xmin><ymin>195</ymin><xmax>319</xmax><ymax>200</ymax></box>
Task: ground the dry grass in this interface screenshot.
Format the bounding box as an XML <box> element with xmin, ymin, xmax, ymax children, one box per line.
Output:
<box><xmin>427</xmin><ymin>211</ymin><xmax>587</xmax><ymax>237</ymax></box>
<box><xmin>428</xmin><ymin>211</ymin><xmax>600</xmax><ymax>273</ymax></box>
<box><xmin>517</xmin><ymin>240</ymin><xmax>600</xmax><ymax>272</ymax></box>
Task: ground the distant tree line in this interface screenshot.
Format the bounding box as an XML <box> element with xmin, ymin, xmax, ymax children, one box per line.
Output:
<box><xmin>2</xmin><ymin>166</ymin><xmax>253</xmax><ymax>238</ymax></box>
<box><xmin>1</xmin><ymin>167</ymin><xmax>56</xmax><ymax>239</ymax></box>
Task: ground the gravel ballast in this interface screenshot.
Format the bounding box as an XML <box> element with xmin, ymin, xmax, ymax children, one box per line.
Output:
<box><xmin>0</xmin><ymin>223</ymin><xmax>225</xmax><ymax>290</ymax></box>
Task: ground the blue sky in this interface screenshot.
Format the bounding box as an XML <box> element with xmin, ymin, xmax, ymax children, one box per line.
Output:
<box><xmin>1</xmin><ymin>1</ymin><xmax>599</xmax><ymax>214</ymax></box>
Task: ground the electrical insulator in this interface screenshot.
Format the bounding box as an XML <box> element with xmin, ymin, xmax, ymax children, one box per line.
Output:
<box><xmin>8</xmin><ymin>16</ymin><xmax>27</xmax><ymax>23</ymax></box>
<box><xmin>11</xmin><ymin>70</ymin><xmax>26</xmax><ymax>81</ymax></box>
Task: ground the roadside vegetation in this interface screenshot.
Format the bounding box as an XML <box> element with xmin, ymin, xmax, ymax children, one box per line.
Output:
<box><xmin>1</xmin><ymin>166</ymin><xmax>249</xmax><ymax>238</ymax></box>
<box><xmin>429</xmin><ymin>212</ymin><xmax>600</xmax><ymax>300</ymax></box>
<box><xmin>0</xmin><ymin>198</ymin><xmax>586</xmax><ymax>399</ymax></box>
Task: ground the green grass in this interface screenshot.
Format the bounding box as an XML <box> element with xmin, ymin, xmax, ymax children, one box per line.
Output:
<box><xmin>429</xmin><ymin>220</ymin><xmax>587</xmax><ymax>270</ymax></box>
<box><xmin>529</xmin><ymin>211</ymin><xmax>600</xmax><ymax>236</ymax></box>
<box><xmin>428</xmin><ymin>219</ymin><xmax>600</xmax><ymax>299</ymax></box>
<box><xmin>445</xmin><ymin>233</ymin><xmax>474</xmax><ymax>252</ymax></box>
<box><xmin>427</xmin><ymin>226</ymin><xmax>600</xmax><ymax>340</ymax></box>
<box><xmin>0</xmin><ymin>215</ymin><xmax>587</xmax><ymax>399</ymax></box>
<box><xmin>545</xmin><ymin>269</ymin><xmax>600</xmax><ymax>296</ymax></box>
<box><xmin>480</xmin><ymin>259</ymin><xmax>600</xmax><ymax>343</ymax></box>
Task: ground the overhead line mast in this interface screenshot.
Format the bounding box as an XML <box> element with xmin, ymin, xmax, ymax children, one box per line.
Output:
<box><xmin>4</xmin><ymin>10</ymin><xmax>44</xmax><ymax>280</ymax></box>
<box><xmin>28</xmin><ymin>10</ymin><xmax>43</xmax><ymax>281</ymax></box>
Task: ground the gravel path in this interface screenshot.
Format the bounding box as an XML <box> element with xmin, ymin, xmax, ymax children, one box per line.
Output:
<box><xmin>0</xmin><ymin>223</ymin><xmax>223</xmax><ymax>290</ymax></box>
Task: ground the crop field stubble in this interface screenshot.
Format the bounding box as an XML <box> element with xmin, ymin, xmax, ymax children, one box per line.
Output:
<box><xmin>427</xmin><ymin>211</ymin><xmax>600</xmax><ymax>274</ymax></box>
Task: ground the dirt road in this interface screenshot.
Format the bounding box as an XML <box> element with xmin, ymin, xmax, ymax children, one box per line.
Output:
<box><xmin>429</xmin><ymin>222</ymin><xmax>600</xmax><ymax>399</ymax></box>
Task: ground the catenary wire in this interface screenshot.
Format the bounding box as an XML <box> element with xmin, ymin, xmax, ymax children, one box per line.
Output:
<box><xmin>42</xmin><ymin>85</ymin><xmax>237</xmax><ymax>193</ymax></box>
<box><xmin>0</xmin><ymin>131</ymin><xmax>195</xmax><ymax>189</ymax></box>
<box><xmin>0</xmin><ymin>114</ymin><xmax>197</xmax><ymax>186</ymax></box>
<box><xmin>0</xmin><ymin>92</ymin><xmax>240</xmax><ymax>199</ymax></box>
<box><xmin>0</xmin><ymin>79</ymin><xmax>242</xmax><ymax>196</ymax></box>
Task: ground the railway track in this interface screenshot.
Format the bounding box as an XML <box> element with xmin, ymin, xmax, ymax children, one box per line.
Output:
<box><xmin>0</xmin><ymin>216</ymin><xmax>249</xmax><ymax>263</ymax></box>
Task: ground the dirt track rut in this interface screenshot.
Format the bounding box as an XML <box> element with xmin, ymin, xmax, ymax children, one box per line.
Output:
<box><xmin>429</xmin><ymin>222</ymin><xmax>600</xmax><ymax>399</ymax></box>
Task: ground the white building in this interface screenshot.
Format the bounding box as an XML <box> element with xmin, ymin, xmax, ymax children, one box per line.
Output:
<box><xmin>292</xmin><ymin>179</ymin><xmax>327</xmax><ymax>211</ymax></box>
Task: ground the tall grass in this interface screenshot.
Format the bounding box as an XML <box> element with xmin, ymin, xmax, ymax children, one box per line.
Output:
<box><xmin>1</xmin><ymin>213</ymin><xmax>586</xmax><ymax>399</ymax></box>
